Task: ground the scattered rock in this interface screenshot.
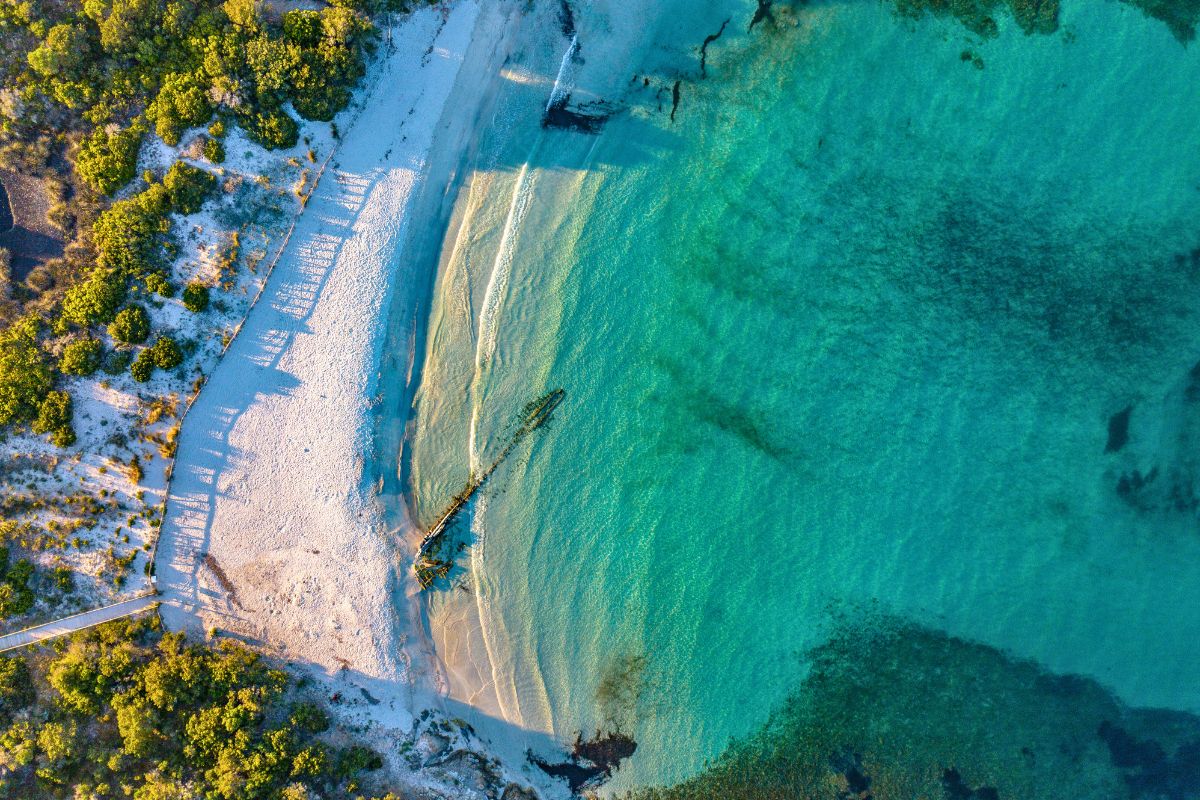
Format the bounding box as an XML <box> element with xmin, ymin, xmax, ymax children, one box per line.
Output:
<box><xmin>434</xmin><ymin>749</ymin><xmax>503</xmax><ymax>795</ymax></box>
<box><xmin>415</xmin><ymin>730</ymin><xmax>451</xmax><ymax>765</ymax></box>
<box><xmin>501</xmin><ymin>784</ymin><xmax>540</xmax><ymax>800</ymax></box>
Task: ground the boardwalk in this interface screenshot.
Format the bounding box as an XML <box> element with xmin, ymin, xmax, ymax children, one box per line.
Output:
<box><xmin>0</xmin><ymin>595</ymin><xmax>157</xmax><ymax>653</ymax></box>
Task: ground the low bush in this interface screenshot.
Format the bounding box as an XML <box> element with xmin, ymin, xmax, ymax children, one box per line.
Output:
<box><xmin>60</xmin><ymin>269</ymin><xmax>126</xmax><ymax>327</ymax></box>
<box><xmin>149</xmin><ymin>336</ymin><xmax>183</xmax><ymax>369</ymax></box>
<box><xmin>182</xmin><ymin>282</ymin><xmax>209</xmax><ymax>312</ymax></box>
<box><xmin>129</xmin><ymin>350</ymin><xmax>154</xmax><ymax>383</ymax></box>
<box><xmin>59</xmin><ymin>338</ymin><xmax>103</xmax><ymax>376</ymax></box>
<box><xmin>163</xmin><ymin>161</ymin><xmax>215</xmax><ymax>215</ymax></box>
<box><xmin>32</xmin><ymin>390</ymin><xmax>75</xmax><ymax>447</ymax></box>
<box><xmin>75</xmin><ymin>124</ymin><xmax>145</xmax><ymax>196</ymax></box>
<box><xmin>0</xmin><ymin>317</ymin><xmax>53</xmax><ymax>427</ymax></box>
<box><xmin>0</xmin><ymin>547</ymin><xmax>34</xmax><ymax>619</ymax></box>
<box><xmin>203</xmin><ymin>137</ymin><xmax>226</xmax><ymax>164</ymax></box>
<box><xmin>143</xmin><ymin>271</ymin><xmax>175</xmax><ymax>298</ymax></box>
<box><xmin>108</xmin><ymin>305</ymin><xmax>150</xmax><ymax>344</ymax></box>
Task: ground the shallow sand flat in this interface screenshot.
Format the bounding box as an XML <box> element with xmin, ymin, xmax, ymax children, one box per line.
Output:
<box><xmin>155</xmin><ymin>0</ymin><xmax>507</xmax><ymax>722</ymax></box>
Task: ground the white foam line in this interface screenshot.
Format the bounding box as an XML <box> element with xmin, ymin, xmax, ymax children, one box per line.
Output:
<box><xmin>475</xmin><ymin>160</ymin><xmax>535</xmax><ymax>376</ymax></box>
<box><xmin>546</xmin><ymin>34</ymin><xmax>579</xmax><ymax>112</ymax></box>
<box><xmin>463</xmin><ymin>148</ymin><xmax>545</xmax><ymax>728</ymax></box>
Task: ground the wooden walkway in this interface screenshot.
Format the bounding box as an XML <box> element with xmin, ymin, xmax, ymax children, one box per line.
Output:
<box><xmin>0</xmin><ymin>594</ymin><xmax>157</xmax><ymax>653</ymax></box>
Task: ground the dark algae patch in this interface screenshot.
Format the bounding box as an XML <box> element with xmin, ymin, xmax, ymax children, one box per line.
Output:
<box><xmin>892</xmin><ymin>0</ymin><xmax>1061</xmax><ymax>37</ymax></box>
<box><xmin>530</xmin><ymin>730</ymin><xmax>638</xmax><ymax>794</ymax></box>
<box><xmin>622</xmin><ymin>616</ymin><xmax>1200</xmax><ymax>799</ymax></box>
<box><xmin>543</xmin><ymin>96</ymin><xmax>615</xmax><ymax>134</ymax></box>
<box><xmin>699</xmin><ymin>18</ymin><xmax>731</xmax><ymax>78</ymax></box>
<box><xmin>891</xmin><ymin>0</ymin><xmax>1200</xmax><ymax>40</ymax></box>
<box><xmin>943</xmin><ymin>768</ymin><xmax>1001</xmax><ymax>800</ymax></box>
<box><xmin>749</xmin><ymin>0</ymin><xmax>775</xmax><ymax>32</ymax></box>
<box><xmin>1107</xmin><ymin>405</ymin><xmax>1133</xmax><ymax>453</ymax></box>
<box><xmin>1122</xmin><ymin>0</ymin><xmax>1200</xmax><ymax>42</ymax></box>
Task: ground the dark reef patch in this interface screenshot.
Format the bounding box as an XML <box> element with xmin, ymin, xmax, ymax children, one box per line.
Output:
<box><xmin>1121</xmin><ymin>0</ymin><xmax>1200</xmax><ymax>43</ymax></box>
<box><xmin>1110</xmin><ymin>360</ymin><xmax>1200</xmax><ymax>520</ymax></box>
<box><xmin>829</xmin><ymin>749</ymin><xmax>872</xmax><ymax>799</ymax></box>
<box><xmin>943</xmin><ymin>767</ymin><xmax>1000</xmax><ymax>800</ymax></box>
<box><xmin>688</xmin><ymin>387</ymin><xmax>790</xmax><ymax>462</ymax></box>
<box><xmin>1107</xmin><ymin>405</ymin><xmax>1133</xmax><ymax>453</ymax></box>
<box><xmin>699</xmin><ymin>17</ymin><xmax>731</xmax><ymax>78</ymax></box>
<box><xmin>620</xmin><ymin>616</ymin><xmax>1200</xmax><ymax>800</ymax></box>
<box><xmin>1116</xmin><ymin>466</ymin><xmax>1159</xmax><ymax>510</ymax></box>
<box><xmin>1099</xmin><ymin>719</ymin><xmax>1200</xmax><ymax>800</ymax></box>
<box><xmin>530</xmin><ymin>730</ymin><xmax>638</xmax><ymax>794</ymax></box>
<box><xmin>1186</xmin><ymin>359</ymin><xmax>1200</xmax><ymax>402</ymax></box>
<box><xmin>670</xmin><ymin>81</ymin><xmax>681</xmax><ymax>122</ymax></box>
<box><xmin>749</xmin><ymin>0</ymin><xmax>774</xmax><ymax>32</ymax></box>
<box><xmin>558</xmin><ymin>0</ymin><xmax>576</xmax><ymax>38</ymax></box>
<box><xmin>902</xmin><ymin>186</ymin><xmax>1200</xmax><ymax>377</ymax></box>
<box><xmin>543</xmin><ymin>95</ymin><xmax>614</xmax><ymax>134</ymax></box>
<box><xmin>596</xmin><ymin>653</ymin><xmax>649</xmax><ymax>730</ymax></box>
<box><xmin>892</xmin><ymin>0</ymin><xmax>1060</xmax><ymax>37</ymax></box>
<box><xmin>891</xmin><ymin>0</ymin><xmax>1200</xmax><ymax>43</ymax></box>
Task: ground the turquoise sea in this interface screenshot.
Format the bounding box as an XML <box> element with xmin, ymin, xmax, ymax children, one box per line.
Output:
<box><xmin>407</xmin><ymin>1</ymin><xmax>1200</xmax><ymax>796</ymax></box>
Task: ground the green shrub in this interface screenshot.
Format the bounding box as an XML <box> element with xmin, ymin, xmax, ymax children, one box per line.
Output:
<box><xmin>108</xmin><ymin>305</ymin><xmax>150</xmax><ymax>344</ymax></box>
<box><xmin>61</xmin><ymin>269</ymin><xmax>126</xmax><ymax>327</ymax></box>
<box><xmin>130</xmin><ymin>350</ymin><xmax>154</xmax><ymax>382</ymax></box>
<box><xmin>76</xmin><ymin>124</ymin><xmax>145</xmax><ymax>196</ymax></box>
<box><xmin>0</xmin><ymin>317</ymin><xmax>53</xmax><ymax>427</ymax></box>
<box><xmin>334</xmin><ymin>745</ymin><xmax>383</xmax><ymax>779</ymax></box>
<box><xmin>149</xmin><ymin>336</ymin><xmax>183</xmax><ymax>369</ymax></box>
<box><xmin>288</xmin><ymin>702</ymin><xmax>329</xmax><ymax>733</ymax></box>
<box><xmin>102</xmin><ymin>350</ymin><xmax>132</xmax><ymax>376</ymax></box>
<box><xmin>60</xmin><ymin>338</ymin><xmax>103</xmax><ymax>376</ymax></box>
<box><xmin>282</xmin><ymin>10</ymin><xmax>323</xmax><ymax>46</ymax></box>
<box><xmin>26</xmin><ymin>23</ymin><xmax>92</xmax><ymax>80</ymax></box>
<box><xmin>243</xmin><ymin>107</ymin><xmax>299</xmax><ymax>150</ymax></box>
<box><xmin>182</xmin><ymin>283</ymin><xmax>209</xmax><ymax>312</ymax></box>
<box><xmin>93</xmin><ymin>0</ymin><xmax>160</xmax><ymax>55</ymax></box>
<box><xmin>32</xmin><ymin>390</ymin><xmax>75</xmax><ymax>447</ymax></box>
<box><xmin>208</xmin><ymin>119</ymin><xmax>226</xmax><ymax>138</ymax></box>
<box><xmin>53</xmin><ymin>567</ymin><xmax>75</xmax><ymax>594</ymax></box>
<box><xmin>92</xmin><ymin>189</ymin><xmax>170</xmax><ymax>274</ymax></box>
<box><xmin>144</xmin><ymin>271</ymin><xmax>175</xmax><ymax>298</ymax></box>
<box><xmin>0</xmin><ymin>656</ymin><xmax>35</xmax><ymax>721</ymax></box>
<box><xmin>163</xmin><ymin>162</ymin><xmax>215</xmax><ymax>214</ymax></box>
<box><xmin>202</xmin><ymin>137</ymin><xmax>226</xmax><ymax>164</ymax></box>
<box><xmin>147</xmin><ymin>72</ymin><xmax>213</xmax><ymax>146</ymax></box>
<box><xmin>0</xmin><ymin>547</ymin><xmax>35</xmax><ymax>619</ymax></box>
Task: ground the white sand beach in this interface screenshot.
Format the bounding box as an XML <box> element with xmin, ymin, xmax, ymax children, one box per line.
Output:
<box><xmin>154</xmin><ymin>0</ymin><xmax>519</xmax><ymax>736</ymax></box>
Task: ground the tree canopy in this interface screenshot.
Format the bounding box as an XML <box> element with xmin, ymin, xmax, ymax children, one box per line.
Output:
<box><xmin>0</xmin><ymin>617</ymin><xmax>387</xmax><ymax>799</ymax></box>
<box><xmin>0</xmin><ymin>317</ymin><xmax>52</xmax><ymax>427</ymax></box>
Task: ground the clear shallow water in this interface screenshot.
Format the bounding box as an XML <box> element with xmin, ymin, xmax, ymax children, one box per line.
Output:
<box><xmin>409</xmin><ymin>1</ymin><xmax>1200</xmax><ymax>794</ymax></box>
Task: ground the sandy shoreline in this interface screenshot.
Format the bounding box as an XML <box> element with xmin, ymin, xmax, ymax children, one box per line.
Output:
<box><xmin>155</xmin><ymin>0</ymin><xmax>526</xmax><ymax>763</ymax></box>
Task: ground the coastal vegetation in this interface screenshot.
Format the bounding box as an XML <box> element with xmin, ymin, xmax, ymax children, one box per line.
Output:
<box><xmin>0</xmin><ymin>0</ymin><xmax>385</xmax><ymax>433</ymax></box>
<box><xmin>0</xmin><ymin>0</ymin><xmax>413</xmax><ymax>618</ymax></box>
<box><xmin>0</xmin><ymin>614</ymin><xmax>402</xmax><ymax>800</ymax></box>
<box><xmin>0</xmin><ymin>0</ymin><xmax>434</xmax><ymax>791</ymax></box>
